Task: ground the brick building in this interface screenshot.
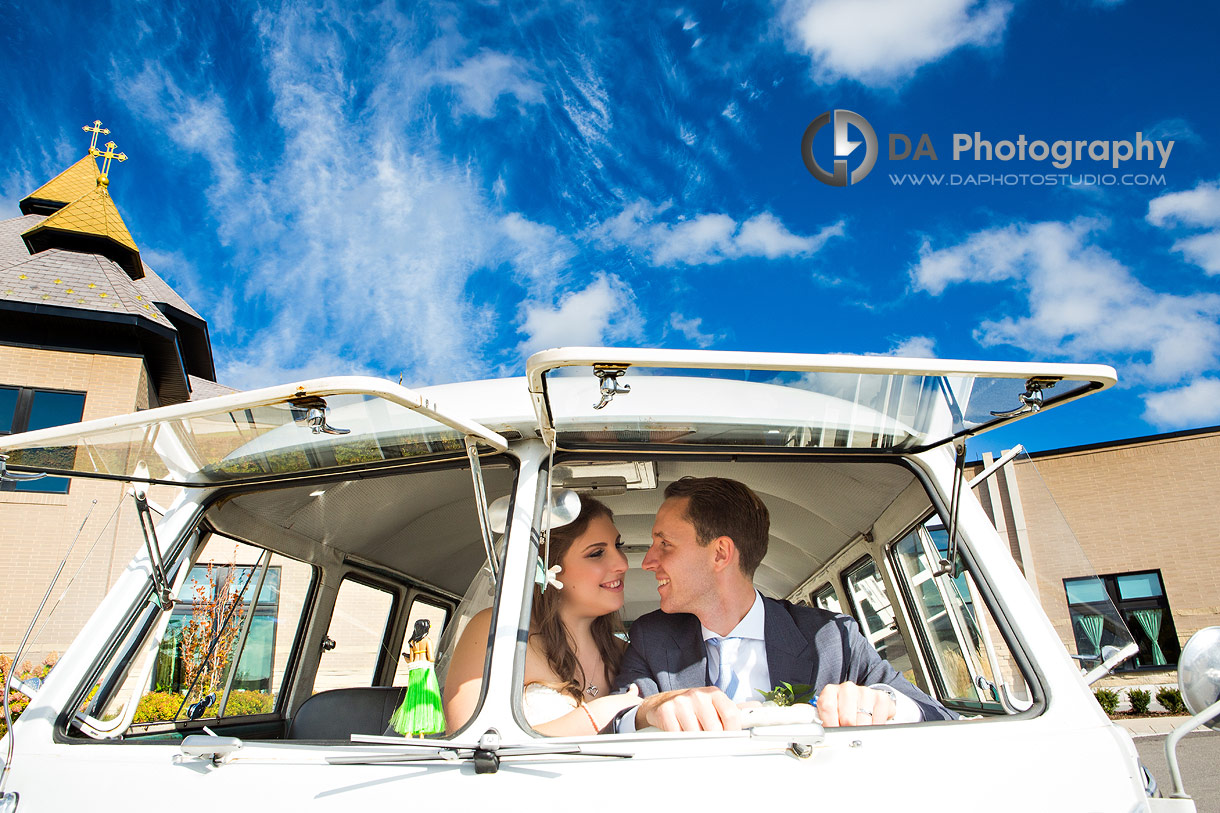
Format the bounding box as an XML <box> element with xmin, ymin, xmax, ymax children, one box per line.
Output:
<box><xmin>1</xmin><ymin>128</ymin><xmax>226</xmax><ymax>665</ymax></box>
<box><xmin>970</xmin><ymin>427</ymin><xmax>1220</xmax><ymax>699</ymax></box>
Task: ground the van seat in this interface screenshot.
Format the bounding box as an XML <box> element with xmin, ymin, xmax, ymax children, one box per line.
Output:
<box><xmin>288</xmin><ymin>687</ymin><xmax>408</xmax><ymax>740</ymax></box>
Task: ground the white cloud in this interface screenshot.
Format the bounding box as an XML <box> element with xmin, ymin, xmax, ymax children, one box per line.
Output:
<box><xmin>780</xmin><ymin>0</ymin><xmax>1012</xmax><ymax>86</ymax></box>
<box><xmin>601</xmin><ymin>200</ymin><xmax>844</xmax><ymax>265</ymax></box>
<box><xmin>668</xmin><ymin>313</ymin><xmax>722</xmax><ymax>348</ymax></box>
<box><xmin>518</xmin><ymin>274</ymin><xmax>644</xmax><ymax>355</ymax></box>
<box><xmin>1147</xmin><ymin>181</ymin><xmax>1220</xmax><ymax>229</ymax></box>
<box><xmin>1147</xmin><ymin>180</ymin><xmax>1220</xmax><ymax>275</ymax></box>
<box><xmin>910</xmin><ymin>219</ymin><xmax>1220</xmax><ymax>385</ymax></box>
<box><xmin>1142</xmin><ymin>378</ymin><xmax>1220</xmax><ymax>428</ymax></box>
<box><xmin>886</xmin><ymin>335</ymin><xmax>937</xmax><ymax>358</ymax></box>
<box><xmin>499</xmin><ymin>213</ymin><xmax>575</xmax><ymax>290</ymax></box>
<box><xmin>440</xmin><ymin>51</ymin><xmax>544</xmax><ymax>118</ymax></box>
<box><xmin>1169</xmin><ymin>231</ymin><xmax>1220</xmax><ymax>275</ymax></box>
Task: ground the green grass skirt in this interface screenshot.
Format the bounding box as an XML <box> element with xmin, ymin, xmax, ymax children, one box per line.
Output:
<box><xmin>389</xmin><ymin>662</ymin><xmax>445</xmax><ymax>736</ymax></box>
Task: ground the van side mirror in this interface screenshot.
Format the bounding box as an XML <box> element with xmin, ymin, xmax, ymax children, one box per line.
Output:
<box><xmin>1163</xmin><ymin>626</ymin><xmax>1220</xmax><ymax>801</ymax></box>
<box><xmin>1177</xmin><ymin>626</ymin><xmax>1220</xmax><ymax>731</ymax></box>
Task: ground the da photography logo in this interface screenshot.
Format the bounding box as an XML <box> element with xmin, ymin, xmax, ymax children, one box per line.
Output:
<box><xmin>802</xmin><ymin>109</ymin><xmax>878</xmax><ymax>187</ymax></box>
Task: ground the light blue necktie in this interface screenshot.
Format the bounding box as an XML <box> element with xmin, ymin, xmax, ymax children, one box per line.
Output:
<box><xmin>710</xmin><ymin>636</ymin><xmax>741</xmax><ymax>700</ymax></box>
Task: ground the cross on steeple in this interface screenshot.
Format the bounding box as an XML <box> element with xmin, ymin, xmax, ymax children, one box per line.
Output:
<box><xmin>91</xmin><ymin>140</ymin><xmax>127</xmax><ymax>185</ymax></box>
<box><xmin>82</xmin><ymin>120</ymin><xmax>110</xmax><ymax>153</ymax></box>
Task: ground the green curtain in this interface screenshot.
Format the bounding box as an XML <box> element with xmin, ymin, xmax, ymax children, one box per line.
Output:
<box><xmin>1077</xmin><ymin>614</ymin><xmax>1104</xmax><ymax>658</ymax></box>
<box><xmin>1132</xmin><ymin>609</ymin><xmax>1167</xmax><ymax>666</ymax></box>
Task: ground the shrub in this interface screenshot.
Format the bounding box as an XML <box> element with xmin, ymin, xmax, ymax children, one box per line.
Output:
<box><xmin>224</xmin><ymin>690</ymin><xmax>274</xmax><ymax>717</ymax></box>
<box><xmin>130</xmin><ymin>689</ymin><xmax>274</xmax><ymax>723</ymax></box>
<box><xmin>1128</xmin><ymin>689</ymin><xmax>1152</xmax><ymax>715</ymax></box>
<box><xmin>1094</xmin><ymin>688</ymin><xmax>1120</xmax><ymax>715</ymax></box>
<box><xmin>1156</xmin><ymin>687</ymin><xmax>1187</xmax><ymax>715</ymax></box>
<box><xmin>0</xmin><ymin>652</ymin><xmax>58</xmax><ymax>739</ymax></box>
<box><xmin>133</xmin><ymin>691</ymin><xmax>188</xmax><ymax>723</ymax></box>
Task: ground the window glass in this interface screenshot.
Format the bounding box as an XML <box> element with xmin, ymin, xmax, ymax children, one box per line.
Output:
<box><xmin>3</xmin><ymin>388</ymin><xmax>85</xmax><ymax>493</ymax></box>
<box><xmin>393</xmin><ymin>600</ymin><xmax>450</xmax><ymax>686</ymax></box>
<box><xmin>89</xmin><ymin>535</ymin><xmax>313</xmax><ymax>728</ymax></box>
<box><xmin>0</xmin><ymin>386</ymin><xmax>17</xmax><ymax>433</ymax></box>
<box><xmin>315</xmin><ymin>579</ymin><xmax>395</xmax><ymax>692</ymax></box>
<box><xmin>1064</xmin><ymin>577</ymin><xmax>1107</xmax><ymax>604</ymax></box>
<box><xmin>844</xmin><ymin>557</ymin><xmax>913</xmax><ymax>680</ymax></box>
<box><xmin>26</xmin><ymin>390</ymin><xmax>87</xmax><ymax>431</ymax></box>
<box><xmin>1116</xmin><ymin>572</ymin><xmax>1162</xmax><ymax>600</ymax></box>
<box><xmin>812</xmin><ymin>584</ymin><xmax>842</xmax><ymax>613</ymax></box>
<box><xmin>892</xmin><ymin>523</ymin><xmax>1030</xmax><ymax>711</ymax></box>
<box><xmin>1064</xmin><ymin>570</ymin><xmax>1179</xmax><ymax>671</ymax></box>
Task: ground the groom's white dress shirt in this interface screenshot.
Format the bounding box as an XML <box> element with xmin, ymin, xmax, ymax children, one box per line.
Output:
<box><xmin>619</xmin><ymin>591</ymin><xmax>920</xmax><ymax>731</ymax></box>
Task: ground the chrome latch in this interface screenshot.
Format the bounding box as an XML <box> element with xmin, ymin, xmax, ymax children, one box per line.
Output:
<box><xmin>592</xmin><ymin>365</ymin><xmax>631</xmax><ymax>410</ymax></box>
<box><xmin>990</xmin><ymin>377</ymin><xmax>1061</xmax><ymax>419</ymax></box>
<box><xmin>0</xmin><ymin>455</ymin><xmax>47</xmax><ymax>483</ymax></box>
<box><xmin>289</xmin><ymin>396</ymin><xmax>350</xmax><ymax>435</ymax></box>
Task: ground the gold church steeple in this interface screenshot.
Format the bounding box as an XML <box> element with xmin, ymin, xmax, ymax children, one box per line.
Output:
<box><xmin>19</xmin><ymin>120</ymin><xmax>144</xmax><ymax>280</ymax></box>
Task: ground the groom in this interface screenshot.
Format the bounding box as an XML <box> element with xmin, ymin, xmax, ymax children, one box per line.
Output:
<box><xmin>612</xmin><ymin>476</ymin><xmax>955</xmax><ymax>732</ymax></box>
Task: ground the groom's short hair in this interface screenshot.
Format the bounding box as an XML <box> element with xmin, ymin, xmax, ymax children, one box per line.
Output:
<box><xmin>663</xmin><ymin>477</ymin><xmax>769</xmax><ymax>577</ymax></box>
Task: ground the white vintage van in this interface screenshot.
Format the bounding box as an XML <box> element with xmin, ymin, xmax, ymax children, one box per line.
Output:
<box><xmin>1</xmin><ymin>347</ymin><xmax>1215</xmax><ymax>812</ymax></box>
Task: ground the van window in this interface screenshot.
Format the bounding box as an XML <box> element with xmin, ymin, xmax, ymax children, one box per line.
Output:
<box><xmin>393</xmin><ymin>599</ymin><xmax>450</xmax><ymax>686</ymax></box>
<box><xmin>844</xmin><ymin>557</ymin><xmax>914</xmax><ymax>680</ymax></box>
<box><xmin>892</xmin><ymin>523</ymin><xmax>1031</xmax><ymax>712</ymax></box>
<box><xmin>811</xmin><ymin>583</ymin><xmax>842</xmax><ymax>613</ymax></box>
<box><xmin>316</xmin><ymin>578</ymin><xmax>395</xmax><ymax>692</ymax></box>
<box><xmin>88</xmin><ymin>535</ymin><xmax>313</xmax><ymax>729</ymax></box>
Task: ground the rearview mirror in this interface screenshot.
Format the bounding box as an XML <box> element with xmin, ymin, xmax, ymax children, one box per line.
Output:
<box><xmin>487</xmin><ymin>488</ymin><xmax>581</xmax><ymax>534</ymax></box>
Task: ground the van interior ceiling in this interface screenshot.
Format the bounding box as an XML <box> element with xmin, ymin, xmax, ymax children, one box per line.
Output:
<box><xmin>204</xmin><ymin>457</ymin><xmax>925</xmax><ymax>624</ymax></box>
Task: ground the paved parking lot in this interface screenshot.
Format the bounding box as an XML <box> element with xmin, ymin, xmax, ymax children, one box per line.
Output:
<box><xmin>1135</xmin><ymin>731</ymin><xmax>1219</xmax><ymax>812</ymax></box>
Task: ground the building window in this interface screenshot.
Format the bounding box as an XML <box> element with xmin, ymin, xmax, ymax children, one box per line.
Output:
<box><xmin>0</xmin><ymin>386</ymin><xmax>86</xmax><ymax>493</ymax></box>
<box><xmin>1064</xmin><ymin>570</ymin><xmax>1180</xmax><ymax>672</ymax></box>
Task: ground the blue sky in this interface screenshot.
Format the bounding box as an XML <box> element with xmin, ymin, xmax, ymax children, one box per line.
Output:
<box><xmin>2</xmin><ymin>0</ymin><xmax>1218</xmax><ymax>456</ymax></box>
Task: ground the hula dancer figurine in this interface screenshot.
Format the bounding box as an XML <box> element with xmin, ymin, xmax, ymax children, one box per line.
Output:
<box><xmin>389</xmin><ymin>619</ymin><xmax>445</xmax><ymax>736</ymax></box>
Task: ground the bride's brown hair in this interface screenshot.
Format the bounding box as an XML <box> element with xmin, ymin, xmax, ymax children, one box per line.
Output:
<box><xmin>530</xmin><ymin>495</ymin><xmax>625</xmax><ymax>703</ymax></box>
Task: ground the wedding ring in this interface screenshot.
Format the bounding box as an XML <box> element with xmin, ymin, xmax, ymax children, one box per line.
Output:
<box><xmin>857</xmin><ymin>708</ymin><xmax>873</xmax><ymax>716</ymax></box>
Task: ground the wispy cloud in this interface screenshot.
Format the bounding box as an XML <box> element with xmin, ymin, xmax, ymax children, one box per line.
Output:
<box><xmin>108</xmin><ymin>3</ymin><xmax>515</xmax><ymax>389</ymax></box>
<box><xmin>1147</xmin><ymin>180</ymin><xmax>1220</xmax><ymax>275</ymax></box>
<box><xmin>668</xmin><ymin>313</ymin><xmax>722</xmax><ymax>348</ymax></box>
<box><xmin>910</xmin><ymin>218</ymin><xmax>1220</xmax><ymax>386</ymax></box>
<box><xmin>1144</xmin><ymin>118</ymin><xmax>1203</xmax><ymax>146</ymax></box>
<box><xmin>599</xmin><ymin>200</ymin><xmax>845</xmax><ymax>265</ymax></box>
<box><xmin>499</xmin><ymin>213</ymin><xmax>576</xmax><ymax>292</ymax></box>
<box><xmin>779</xmin><ymin>0</ymin><xmax>1012</xmax><ymax>86</ymax></box>
<box><xmin>440</xmin><ymin>51</ymin><xmax>545</xmax><ymax>119</ymax></box>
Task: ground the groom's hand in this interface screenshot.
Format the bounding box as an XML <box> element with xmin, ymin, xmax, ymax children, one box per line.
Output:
<box><xmin>817</xmin><ymin>681</ymin><xmax>896</xmax><ymax>727</ymax></box>
<box><xmin>637</xmin><ymin>686</ymin><xmax>742</xmax><ymax>732</ymax></box>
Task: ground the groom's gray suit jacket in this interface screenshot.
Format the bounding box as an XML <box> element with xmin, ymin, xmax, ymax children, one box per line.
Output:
<box><xmin>614</xmin><ymin>596</ymin><xmax>955</xmax><ymax>722</ymax></box>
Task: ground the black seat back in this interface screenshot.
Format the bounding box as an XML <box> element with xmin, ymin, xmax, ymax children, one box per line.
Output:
<box><xmin>288</xmin><ymin>687</ymin><xmax>407</xmax><ymax>740</ymax></box>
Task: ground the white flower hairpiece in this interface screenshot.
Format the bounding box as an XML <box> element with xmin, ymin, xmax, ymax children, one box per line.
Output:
<box><xmin>534</xmin><ymin>557</ymin><xmax>564</xmax><ymax>591</ymax></box>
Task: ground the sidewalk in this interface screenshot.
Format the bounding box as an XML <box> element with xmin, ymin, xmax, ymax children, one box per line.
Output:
<box><xmin>1116</xmin><ymin>715</ymin><xmax>1212</xmax><ymax>738</ymax></box>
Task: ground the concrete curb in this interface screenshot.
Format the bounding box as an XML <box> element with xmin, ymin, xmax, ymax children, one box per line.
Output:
<box><xmin>1116</xmin><ymin>715</ymin><xmax>1214</xmax><ymax>738</ymax></box>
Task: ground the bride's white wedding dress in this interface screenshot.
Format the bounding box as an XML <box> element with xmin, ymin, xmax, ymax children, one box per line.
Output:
<box><xmin>522</xmin><ymin>683</ymin><xmax>578</xmax><ymax>725</ymax></box>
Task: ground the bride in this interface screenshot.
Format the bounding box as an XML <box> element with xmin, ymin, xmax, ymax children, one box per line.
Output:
<box><xmin>443</xmin><ymin>496</ymin><xmax>641</xmax><ymax>735</ymax></box>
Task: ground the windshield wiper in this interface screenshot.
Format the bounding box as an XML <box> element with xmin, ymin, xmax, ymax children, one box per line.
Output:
<box><xmin>328</xmin><ymin>728</ymin><xmax>632</xmax><ymax>773</ymax></box>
